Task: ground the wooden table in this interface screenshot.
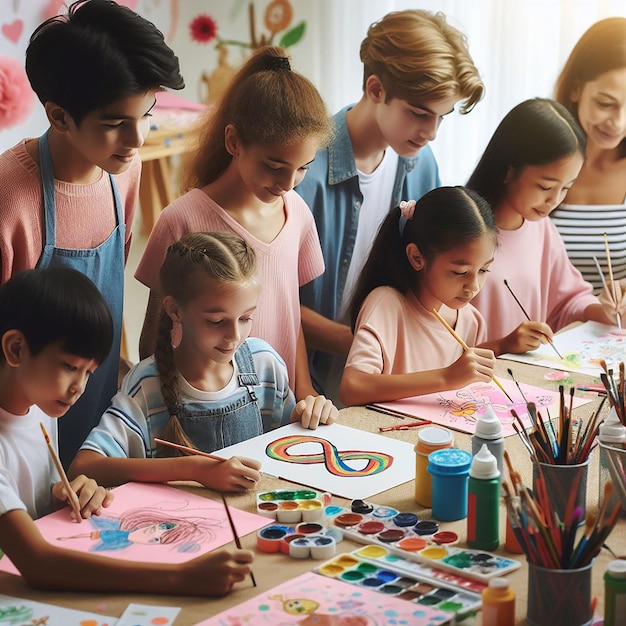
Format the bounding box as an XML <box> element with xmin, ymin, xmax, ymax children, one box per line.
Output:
<box><xmin>0</xmin><ymin>357</ymin><xmax>622</xmax><ymax>624</ymax></box>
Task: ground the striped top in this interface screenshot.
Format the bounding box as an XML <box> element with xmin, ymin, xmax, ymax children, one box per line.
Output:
<box><xmin>551</xmin><ymin>202</ymin><xmax>626</xmax><ymax>293</ymax></box>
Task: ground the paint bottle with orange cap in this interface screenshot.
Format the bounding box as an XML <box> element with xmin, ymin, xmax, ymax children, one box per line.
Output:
<box><xmin>414</xmin><ymin>426</ymin><xmax>453</xmax><ymax>507</ymax></box>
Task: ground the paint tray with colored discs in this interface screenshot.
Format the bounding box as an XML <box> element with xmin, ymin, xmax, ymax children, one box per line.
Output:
<box><xmin>325</xmin><ymin>501</ymin><xmax>521</xmax><ymax>582</ymax></box>
<box><xmin>256</xmin><ymin>488</ymin><xmax>330</xmax><ymax>523</ymax></box>
<box><xmin>316</xmin><ymin>547</ymin><xmax>482</xmax><ymax>619</ymax></box>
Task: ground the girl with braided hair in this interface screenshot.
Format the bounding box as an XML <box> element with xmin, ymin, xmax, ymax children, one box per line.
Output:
<box><xmin>70</xmin><ymin>231</ymin><xmax>335</xmax><ymax>492</ymax></box>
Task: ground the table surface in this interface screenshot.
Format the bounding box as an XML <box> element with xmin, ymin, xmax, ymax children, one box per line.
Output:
<box><xmin>0</xmin><ymin>357</ymin><xmax>623</xmax><ymax>625</ymax></box>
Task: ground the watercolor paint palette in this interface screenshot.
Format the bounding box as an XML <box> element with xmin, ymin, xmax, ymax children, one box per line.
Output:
<box><xmin>256</xmin><ymin>488</ymin><xmax>330</xmax><ymax>523</ymax></box>
<box><xmin>316</xmin><ymin>548</ymin><xmax>482</xmax><ymax>619</ymax></box>
<box><xmin>325</xmin><ymin>502</ymin><xmax>521</xmax><ymax>582</ymax></box>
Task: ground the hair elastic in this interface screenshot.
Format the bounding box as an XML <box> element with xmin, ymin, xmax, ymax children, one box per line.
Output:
<box><xmin>262</xmin><ymin>55</ymin><xmax>291</xmax><ymax>71</ymax></box>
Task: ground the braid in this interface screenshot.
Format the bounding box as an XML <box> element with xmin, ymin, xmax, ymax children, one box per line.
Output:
<box><xmin>154</xmin><ymin>308</ymin><xmax>197</xmax><ymax>451</ymax></box>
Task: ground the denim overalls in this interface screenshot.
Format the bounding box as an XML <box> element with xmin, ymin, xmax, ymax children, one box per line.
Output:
<box><xmin>36</xmin><ymin>131</ymin><xmax>125</xmax><ymax>467</ymax></box>
<box><xmin>177</xmin><ymin>341</ymin><xmax>264</xmax><ymax>451</ymax></box>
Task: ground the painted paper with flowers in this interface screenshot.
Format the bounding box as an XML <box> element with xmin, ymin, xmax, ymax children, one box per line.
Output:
<box><xmin>0</xmin><ymin>593</ymin><xmax>114</xmax><ymax>625</ymax></box>
<box><xmin>193</xmin><ymin>571</ymin><xmax>451</xmax><ymax>626</ymax></box>
<box><xmin>0</xmin><ymin>483</ymin><xmax>269</xmax><ymax>576</ymax></box>
<box><xmin>372</xmin><ymin>379</ymin><xmax>590</xmax><ymax>437</ymax></box>
<box><xmin>501</xmin><ymin>321</ymin><xmax>626</xmax><ymax>377</ymax></box>
<box><xmin>214</xmin><ymin>423</ymin><xmax>416</xmax><ymax>499</ymax></box>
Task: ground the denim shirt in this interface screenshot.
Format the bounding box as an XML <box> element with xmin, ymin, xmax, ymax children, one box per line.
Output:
<box><xmin>295</xmin><ymin>105</ymin><xmax>441</xmax><ymax>398</ymax></box>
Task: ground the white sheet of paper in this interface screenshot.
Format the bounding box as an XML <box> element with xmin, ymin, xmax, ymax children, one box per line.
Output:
<box><xmin>500</xmin><ymin>320</ymin><xmax>626</xmax><ymax>377</ymax></box>
<box><xmin>0</xmin><ymin>593</ymin><xmax>116</xmax><ymax>625</ymax></box>
<box><xmin>116</xmin><ymin>603</ymin><xmax>180</xmax><ymax>626</ymax></box>
<box><xmin>214</xmin><ymin>422</ymin><xmax>415</xmax><ymax>499</ymax></box>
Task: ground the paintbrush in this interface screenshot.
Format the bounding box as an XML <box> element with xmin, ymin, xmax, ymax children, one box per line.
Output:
<box><xmin>431</xmin><ymin>308</ymin><xmax>514</xmax><ymax>402</ymax></box>
<box><xmin>154</xmin><ymin>437</ymin><xmax>226</xmax><ymax>462</ymax></box>
<box><xmin>40</xmin><ymin>423</ymin><xmax>82</xmax><ymax>522</ymax></box>
<box><xmin>503</xmin><ymin>279</ymin><xmax>564</xmax><ymax>359</ymax></box>
<box><xmin>220</xmin><ymin>493</ymin><xmax>257</xmax><ymax>587</ymax></box>
<box><xmin>602</xmin><ymin>234</ymin><xmax>622</xmax><ymax>332</ymax></box>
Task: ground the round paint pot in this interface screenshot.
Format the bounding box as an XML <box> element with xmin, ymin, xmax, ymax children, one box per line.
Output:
<box><xmin>310</xmin><ymin>535</ymin><xmax>336</xmax><ymax>560</ymax></box>
<box><xmin>414</xmin><ymin>520</ymin><xmax>439</xmax><ymax>536</ymax></box>
<box><xmin>257</xmin><ymin>526</ymin><xmax>289</xmax><ymax>553</ymax></box>
<box><xmin>351</xmin><ymin>499</ymin><xmax>374</xmax><ymax>514</ymax></box>
<box><xmin>358</xmin><ymin>520</ymin><xmax>385</xmax><ymax>535</ymax></box>
<box><xmin>296</xmin><ymin>522</ymin><xmax>324</xmax><ymax>535</ymax></box>
<box><xmin>378</xmin><ymin>528</ymin><xmax>405</xmax><ymax>543</ymax></box>
<box><xmin>432</xmin><ymin>530</ymin><xmax>459</xmax><ymax>545</ymax></box>
<box><xmin>372</xmin><ymin>506</ymin><xmax>398</xmax><ymax>519</ymax></box>
<box><xmin>280</xmin><ymin>533</ymin><xmax>306</xmax><ymax>555</ymax></box>
<box><xmin>334</xmin><ymin>512</ymin><xmax>363</xmax><ymax>528</ymax></box>
<box><xmin>288</xmin><ymin>537</ymin><xmax>313</xmax><ymax>559</ymax></box>
<box><xmin>393</xmin><ymin>512</ymin><xmax>419</xmax><ymax>527</ymax></box>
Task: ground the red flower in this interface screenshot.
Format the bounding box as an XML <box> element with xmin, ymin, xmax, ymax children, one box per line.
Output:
<box><xmin>190</xmin><ymin>14</ymin><xmax>218</xmax><ymax>44</ymax></box>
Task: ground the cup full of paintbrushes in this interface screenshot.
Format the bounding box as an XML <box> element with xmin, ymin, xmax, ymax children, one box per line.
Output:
<box><xmin>503</xmin><ymin>449</ymin><xmax>622</xmax><ymax>626</ymax></box>
<box><xmin>512</xmin><ymin>386</ymin><xmax>604</xmax><ymax>526</ymax></box>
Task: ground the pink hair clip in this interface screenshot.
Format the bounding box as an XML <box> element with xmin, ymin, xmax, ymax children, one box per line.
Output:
<box><xmin>399</xmin><ymin>200</ymin><xmax>416</xmax><ymax>220</ymax></box>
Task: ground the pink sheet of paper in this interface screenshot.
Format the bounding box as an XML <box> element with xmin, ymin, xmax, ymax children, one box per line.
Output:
<box><xmin>371</xmin><ymin>379</ymin><xmax>591</xmax><ymax>437</ymax></box>
<box><xmin>194</xmin><ymin>571</ymin><xmax>451</xmax><ymax>625</ymax></box>
<box><xmin>0</xmin><ymin>482</ymin><xmax>269</xmax><ymax>576</ymax></box>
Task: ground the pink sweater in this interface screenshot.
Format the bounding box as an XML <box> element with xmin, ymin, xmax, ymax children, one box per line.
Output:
<box><xmin>0</xmin><ymin>140</ymin><xmax>139</xmax><ymax>283</ymax></box>
<box><xmin>471</xmin><ymin>218</ymin><xmax>598</xmax><ymax>341</ymax></box>
<box><xmin>135</xmin><ymin>188</ymin><xmax>325</xmax><ymax>386</ymax></box>
<box><xmin>346</xmin><ymin>286</ymin><xmax>487</xmax><ymax>375</ymax></box>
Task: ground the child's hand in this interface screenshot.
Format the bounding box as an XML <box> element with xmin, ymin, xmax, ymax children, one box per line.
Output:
<box><xmin>292</xmin><ymin>395</ymin><xmax>338</xmax><ymax>429</ymax></box>
<box><xmin>181</xmin><ymin>548</ymin><xmax>254</xmax><ymax>596</ymax></box>
<box><xmin>501</xmin><ymin>321</ymin><xmax>554</xmax><ymax>354</ymax></box>
<box><xmin>52</xmin><ymin>475</ymin><xmax>114</xmax><ymax>520</ymax></box>
<box><xmin>194</xmin><ymin>456</ymin><xmax>262</xmax><ymax>492</ymax></box>
<box><xmin>447</xmin><ymin>347</ymin><xmax>495</xmax><ymax>389</ymax></box>
<box><xmin>599</xmin><ymin>278</ymin><xmax>626</xmax><ymax>321</ymax></box>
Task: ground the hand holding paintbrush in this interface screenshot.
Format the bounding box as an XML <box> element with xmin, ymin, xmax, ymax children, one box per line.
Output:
<box><xmin>595</xmin><ymin>234</ymin><xmax>626</xmax><ymax>332</ymax></box>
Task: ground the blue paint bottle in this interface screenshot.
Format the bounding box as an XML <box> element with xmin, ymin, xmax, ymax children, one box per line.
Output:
<box><xmin>427</xmin><ymin>448</ymin><xmax>472</xmax><ymax>521</ymax></box>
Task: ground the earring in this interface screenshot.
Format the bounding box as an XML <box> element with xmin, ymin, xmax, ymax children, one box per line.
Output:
<box><xmin>170</xmin><ymin>321</ymin><xmax>183</xmax><ymax>349</ymax></box>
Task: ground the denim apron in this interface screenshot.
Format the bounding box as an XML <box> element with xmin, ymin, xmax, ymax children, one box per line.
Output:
<box><xmin>177</xmin><ymin>342</ymin><xmax>263</xmax><ymax>452</ymax></box>
<box><xmin>36</xmin><ymin>131</ymin><xmax>125</xmax><ymax>468</ymax></box>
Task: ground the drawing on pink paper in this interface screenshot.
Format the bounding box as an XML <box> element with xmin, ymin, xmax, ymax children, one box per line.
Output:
<box><xmin>192</xmin><ymin>571</ymin><xmax>450</xmax><ymax>626</ymax></box>
<box><xmin>501</xmin><ymin>321</ymin><xmax>626</xmax><ymax>377</ymax></box>
<box><xmin>0</xmin><ymin>482</ymin><xmax>270</xmax><ymax>576</ymax></box>
<box><xmin>372</xmin><ymin>378</ymin><xmax>590</xmax><ymax>437</ymax></box>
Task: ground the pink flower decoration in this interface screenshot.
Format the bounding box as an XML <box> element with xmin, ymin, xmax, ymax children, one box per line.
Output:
<box><xmin>0</xmin><ymin>56</ymin><xmax>34</xmax><ymax>130</ymax></box>
<box><xmin>190</xmin><ymin>14</ymin><xmax>218</xmax><ymax>44</ymax></box>
<box><xmin>399</xmin><ymin>199</ymin><xmax>416</xmax><ymax>220</ymax></box>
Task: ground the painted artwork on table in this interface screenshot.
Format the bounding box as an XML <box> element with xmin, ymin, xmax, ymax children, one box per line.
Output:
<box><xmin>0</xmin><ymin>593</ymin><xmax>114</xmax><ymax>625</ymax></box>
<box><xmin>0</xmin><ymin>482</ymin><xmax>269</xmax><ymax>576</ymax></box>
<box><xmin>501</xmin><ymin>321</ymin><xmax>626</xmax><ymax>377</ymax></box>
<box><xmin>214</xmin><ymin>423</ymin><xmax>416</xmax><ymax>499</ymax></box>
<box><xmin>371</xmin><ymin>378</ymin><xmax>590</xmax><ymax>437</ymax></box>
<box><xmin>193</xmin><ymin>571</ymin><xmax>452</xmax><ymax>626</ymax></box>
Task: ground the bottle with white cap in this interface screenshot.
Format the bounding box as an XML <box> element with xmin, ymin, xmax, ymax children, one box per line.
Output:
<box><xmin>467</xmin><ymin>444</ymin><xmax>500</xmax><ymax>551</ymax></box>
<box><xmin>598</xmin><ymin>406</ymin><xmax>626</xmax><ymax>518</ymax></box>
<box><xmin>482</xmin><ymin>577</ymin><xmax>515</xmax><ymax>626</ymax></box>
<box><xmin>471</xmin><ymin>405</ymin><xmax>504</xmax><ymax>479</ymax></box>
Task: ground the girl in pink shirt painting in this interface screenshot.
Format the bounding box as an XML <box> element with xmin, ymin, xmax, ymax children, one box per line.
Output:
<box><xmin>135</xmin><ymin>46</ymin><xmax>336</xmax><ymax>421</ymax></box>
<box><xmin>468</xmin><ymin>98</ymin><xmax>621</xmax><ymax>355</ymax></box>
<box><xmin>340</xmin><ymin>186</ymin><xmax>497</xmax><ymax>406</ymax></box>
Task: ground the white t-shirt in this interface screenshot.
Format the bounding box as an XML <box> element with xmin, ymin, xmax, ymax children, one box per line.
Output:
<box><xmin>341</xmin><ymin>148</ymin><xmax>399</xmax><ymax>318</ymax></box>
<box><xmin>0</xmin><ymin>405</ymin><xmax>59</xmax><ymax>519</ymax></box>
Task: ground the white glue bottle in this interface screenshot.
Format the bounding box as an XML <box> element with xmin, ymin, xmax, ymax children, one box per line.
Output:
<box><xmin>471</xmin><ymin>404</ymin><xmax>504</xmax><ymax>479</ymax></box>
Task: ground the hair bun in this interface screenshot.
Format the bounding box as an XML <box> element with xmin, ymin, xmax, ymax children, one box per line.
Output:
<box><xmin>261</xmin><ymin>55</ymin><xmax>291</xmax><ymax>71</ymax></box>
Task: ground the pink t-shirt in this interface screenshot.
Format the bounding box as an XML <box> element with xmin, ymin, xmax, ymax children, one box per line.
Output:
<box><xmin>135</xmin><ymin>188</ymin><xmax>325</xmax><ymax>386</ymax></box>
<box><xmin>345</xmin><ymin>286</ymin><xmax>487</xmax><ymax>375</ymax></box>
<box><xmin>471</xmin><ymin>218</ymin><xmax>598</xmax><ymax>341</ymax></box>
<box><xmin>0</xmin><ymin>140</ymin><xmax>139</xmax><ymax>284</ymax></box>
